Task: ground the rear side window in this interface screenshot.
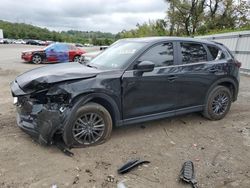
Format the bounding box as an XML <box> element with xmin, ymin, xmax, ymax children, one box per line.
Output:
<box><xmin>138</xmin><ymin>43</ymin><xmax>174</xmax><ymax>67</ymax></box>
<box><xmin>180</xmin><ymin>42</ymin><xmax>207</xmax><ymax>64</ymax></box>
<box><xmin>207</xmin><ymin>45</ymin><xmax>225</xmax><ymax>60</ymax></box>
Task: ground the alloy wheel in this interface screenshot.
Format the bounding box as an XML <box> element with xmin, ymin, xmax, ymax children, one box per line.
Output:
<box><xmin>72</xmin><ymin>113</ymin><xmax>105</xmax><ymax>145</ymax></box>
<box><xmin>211</xmin><ymin>92</ymin><xmax>229</xmax><ymax>115</ymax></box>
<box><xmin>32</xmin><ymin>55</ymin><xmax>42</xmax><ymax>64</ymax></box>
<box><xmin>74</xmin><ymin>56</ymin><xmax>80</xmax><ymax>62</ymax></box>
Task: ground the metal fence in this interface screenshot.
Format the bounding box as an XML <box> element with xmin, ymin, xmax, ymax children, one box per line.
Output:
<box><xmin>197</xmin><ymin>31</ymin><xmax>250</xmax><ymax>73</ymax></box>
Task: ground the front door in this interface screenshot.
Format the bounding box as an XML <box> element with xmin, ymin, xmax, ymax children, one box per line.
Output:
<box><xmin>46</xmin><ymin>44</ymin><xmax>69</xmax><ymax>63</ymax></box>
<box><xmin>122</xmin><ymin>42</ymin><xmax>180</xmax><ymax>120</ymax></box>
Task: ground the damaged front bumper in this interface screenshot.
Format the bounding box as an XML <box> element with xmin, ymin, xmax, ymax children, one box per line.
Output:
<box><xmin>16</xmin><ymin>102</ymin><xmax>62</xmax><ymax>145</ymax></box>
<box><xmin>11</xmin><ymin>81</ymin><xmax>70</xmax><ymax>145</ymax></box>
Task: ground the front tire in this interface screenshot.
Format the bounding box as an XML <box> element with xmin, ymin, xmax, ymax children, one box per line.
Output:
<box><xmin>32</xmin><ymin>54</ymin><xmax>42</xmax><ymax>64</ymax></box>
<box><xmin>63</xmin><ymin>103</ymin><xmax>112</xmax><ymax>147</ymax></box>
<box><xmin>203</xmin><ymin>86</ymin><xmax>232</xmax><ymax>120</ymax></box>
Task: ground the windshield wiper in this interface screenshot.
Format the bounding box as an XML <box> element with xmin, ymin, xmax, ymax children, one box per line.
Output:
<box><xmin>86</xmin><ymin>64</ymin><xmax>98</xmax><ymax>69</ymax></box>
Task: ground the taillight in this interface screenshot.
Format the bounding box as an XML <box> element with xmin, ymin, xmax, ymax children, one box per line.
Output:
<box><xmin>235</xmin><ymin>60</ymin><xmax>241</xmax><ymax>68</ymax></box>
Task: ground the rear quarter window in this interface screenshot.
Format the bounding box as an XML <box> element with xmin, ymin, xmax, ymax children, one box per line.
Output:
<box><xmin>207</xmin><ymin>45</ymin><xmax>225</xmax><ymax>60</ymax></box>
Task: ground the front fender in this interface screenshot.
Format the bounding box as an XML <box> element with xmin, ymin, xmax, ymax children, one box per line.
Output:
<box><xmin>69</xmin><ymin>92</ymin><xmax>121</xmax><ymax>125</ymax></box>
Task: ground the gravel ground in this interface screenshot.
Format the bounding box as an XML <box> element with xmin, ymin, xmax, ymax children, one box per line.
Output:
<box><xmin>0</xmin><ymin>44</ymin><xmax>249</xmax><ymax>188</ymax></box>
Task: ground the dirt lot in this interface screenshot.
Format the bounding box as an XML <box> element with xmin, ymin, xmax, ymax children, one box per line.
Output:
<box><xmin>0</xmin><ymin>44</ymin><xmax>250</xmax><ymax>188</ymax></box>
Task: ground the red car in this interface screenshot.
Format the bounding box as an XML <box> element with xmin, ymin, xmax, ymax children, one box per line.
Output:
<box><xmin>22</xmin><ymin>43</ymin><xmax>86</xmax><ymax>64</ymax></box>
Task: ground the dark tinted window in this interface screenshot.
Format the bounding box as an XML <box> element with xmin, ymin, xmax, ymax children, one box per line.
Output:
<box><xmin>138</xmin><ymin>43</ymin><xmax>174</xmax><ymax>67</ymax></box>
<box><xmin>181</xmin><ymin>42</ymin><xmax>207</xmax><ymax>64</ymax></box>
<box><xmin>207</xmin><ymin>45</ymin><xmax>225</xmax><ymax>60</ymax></box>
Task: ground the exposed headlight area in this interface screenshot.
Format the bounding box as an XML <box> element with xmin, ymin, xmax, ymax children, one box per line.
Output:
<box><xmin>13</xmin><ymin>97</ymin><xmax>18</xmax><ymax>105</ymax></box>
<box><xmin>27</xmin><ymin>89</ymin><xmax>70</xmax><ymax>105</ymax></box>
<box><xmin>45</xmin><ymin>93</ymin><xmax>70</xmax><ymax>104</ymax></box>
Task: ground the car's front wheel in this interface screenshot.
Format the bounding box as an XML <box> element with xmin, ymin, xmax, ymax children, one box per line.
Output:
<box><xmin>32</xmin><ymin>54</ymin><xmax>42</xmax><ymax>64</ymax></box>
<box><xmin>203</xmin><ymin>86</ymin><xmax>232</xmax><ymax>120</ymax></box>
<box><xmin>63</xmin><ymin>103</ymin><xmax>113</xmax><ymax>147</ymax></box>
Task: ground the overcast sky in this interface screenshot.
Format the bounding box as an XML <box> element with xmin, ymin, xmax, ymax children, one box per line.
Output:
<box><xmin>0</xmin><ymin>0</ymin><xmax>167</xmax><ymax>33</ymax></box>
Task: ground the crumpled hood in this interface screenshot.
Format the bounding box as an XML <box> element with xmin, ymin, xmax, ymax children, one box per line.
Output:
<box><xmin>16</xmin><ymin>62</ymin><xmax>101</xmax><ymax>91</ymax></box>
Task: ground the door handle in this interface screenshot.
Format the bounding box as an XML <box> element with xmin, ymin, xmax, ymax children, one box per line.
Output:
<box><xmin>167</xmin><ymin>75</ymin><xmax>178</xmax><ymax>82</ymax></box>
<box><xmin>208</xmin><ymin>68</ymin><xmax>217</xmax><ymax>73</ymax></box>
<box><xmin>127</xmin><ymin>81</ymin><xmax>136</xmax><ymax>87</ymax></box>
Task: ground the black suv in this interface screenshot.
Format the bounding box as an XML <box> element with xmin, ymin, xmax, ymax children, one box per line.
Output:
<box><xmin>11</xmin><ymin>37</ymin><xmax>241</xmax><ymax>147</ymax></box>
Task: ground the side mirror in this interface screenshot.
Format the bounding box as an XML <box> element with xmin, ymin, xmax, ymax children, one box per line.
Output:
<box><xmin>136</xmin><ymin>61</ymin><xmax>155</xmax><ymax>72</ymax></box>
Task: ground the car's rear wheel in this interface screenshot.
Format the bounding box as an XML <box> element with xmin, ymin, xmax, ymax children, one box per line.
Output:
<box><xmin>73</xmin><ymin>55</ymin><xmax>80</xmax><ymax>62</ymax></box>
<box><xmin>203</xmin><ymin>86</ymin><xmax>232</xmax><ymax>120</ymax></box>
<box><xmin>32</xmin><ymin>54</ymin><xmax>42</xmax><ymax>64</ymax></box>
<box><xmin>63</xmin><ymin>102</ymin><xmax>112</xmax><ymax>147</ymax></box>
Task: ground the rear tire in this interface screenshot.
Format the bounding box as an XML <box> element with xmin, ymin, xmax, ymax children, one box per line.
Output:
<box><xmin>73</xmin><ymin>55</ymin><xmax>80</xmax><ymax>62</ymax></box>
<box><xmin>32</xmin><ymin>54</ymin><xmax>42</xmax><ymax>64</ymax></box>
<box><xmin>63</xmin><ymin>102</ymin><xmax>112</xmax><ymax>147</ymax></box>
<box><xmin>203</xmin><ymin>86</ymin><xmax>232</xmax><ymax>120</ymax></box>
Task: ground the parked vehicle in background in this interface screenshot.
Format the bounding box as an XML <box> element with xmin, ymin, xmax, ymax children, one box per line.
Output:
<box><xmin>3</xmin><ymin>38</ymin><xmax>14</xmax><ymax>44</ymax></box>
<box><xmin>13</xmin><ymin>39</ymin><xmax>26</xmax><ymax>44</ymax></box>
<box><xmin>75</xmin><ymin>43</ymin><xmax>84</xmax><ymax>47</ymax></box>
<box><xmin>80</xmin><ymin>50</ymin><xmax>102</xmax><ymax>63</ymax></box>
<box><xmin>44</xmin><ymin>40</ymin><xmax>54</xmax><ymax>46</ymax></box>
<box><xmin>38</xmin><ymin>40</ymin><xmax>46</xmax><ymax>46</ymax></box>
<box><xmin>84</xmin><ymin>43</ymin><xmax>93</xmax><ymax>47</ymax></box>
<box><xmin>100</xmin><ymin>45</ymin><xmax>109</xmax><ymax>50</ymax></box>
<box><xmin>26</xmin><ymin>40</ymin><xmax>41</xmax><ymax>45</ymax></box>
<box><xmin>21</xmin><ymin>43</ymin><xmax>86</xmax><ymax>64</ymax></box>
<box><xmin>26</xmin><ymin>39</ymin><xmax>47</xmax><ymax>45</ymax></box>
<box><xmin>11</xmin><ymin>37</ymin><xmax>241</xmax><ymax>147</ymax></box>
<box><xmin>80</xmin><ymin>45</ymin><xmax>108</xmax><ymax>63</ymax></box>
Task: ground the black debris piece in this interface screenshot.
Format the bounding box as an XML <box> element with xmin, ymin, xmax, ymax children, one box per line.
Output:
<box><xmin>180</xmin><ymin>161</ymin><xmax>198</xmax><ymax>188</ymax></box>
<box><xmin>117</xmin><ymin>159</ymin><xmax>150</xmax><ymax>174</ymax></box>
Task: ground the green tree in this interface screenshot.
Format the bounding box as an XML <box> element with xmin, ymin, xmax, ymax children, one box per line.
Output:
<box><xmin>165</xmin><ymin>0</ymin><xmax>250</xmax><ymax>36</ymax></box>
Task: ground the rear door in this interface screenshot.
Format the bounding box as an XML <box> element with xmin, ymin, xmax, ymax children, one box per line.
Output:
<box><xmin>54</xmin><ymin>44</ymin><xmax>69</xmax><ymax>62</ymax></box>
<box><xmin>45</xmin><ymin>44</ymin><xmax>57</xmax><ymax>62</ymax></box>
<box><xmin>122</xmin><ymin>42</ymin><xmax>181</xmax><ymax>119</ymax></box>
<box><xmin>175</xmin><ymin>41</ymin><xmax>228</xmax><ymax>109</ymax></box>
<box><xmin>69</xmin><ymin>45</ymin><xmax>78</xmax><ymax>61</ymax></box>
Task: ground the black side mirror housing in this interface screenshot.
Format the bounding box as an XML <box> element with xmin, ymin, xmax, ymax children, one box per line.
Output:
<box><xmin>136</xmin><ymin>61</ymin><xmax>155</xmax><ymax>72</ymax></box>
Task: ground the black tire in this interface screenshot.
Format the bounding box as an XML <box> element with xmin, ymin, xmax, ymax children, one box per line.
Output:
<box><xmin>63</xmin><ymin>102</ymin><xmax>112</xmax><ymax>147</ymax></box>
<box><xmin>32</xmin><ymin>54</ymin><xmax>43</xmax><ymax>64</ymax></box>
<box><xmin>203</xmin><ymin>86</ymin><xmax>232</xmax><ymax>120</ymax></box>
<box><xmin>73</xmin><ymin>55</ymin><xmax>80</xmax><ymax>62</ymax></box>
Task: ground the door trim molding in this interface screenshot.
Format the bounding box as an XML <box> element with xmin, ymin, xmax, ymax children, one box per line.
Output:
<box><xmin>119</xmin><ymin>105</ymin><xmax>204</xmax><ymax>126</ymax></box>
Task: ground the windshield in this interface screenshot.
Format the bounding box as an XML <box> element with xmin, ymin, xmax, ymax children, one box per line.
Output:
<box><xmin>44</xmin><ymin>43</ymin><xmax>55</xmax><ymax>50</ymax></box>
<box><xmin>88</xmin><ymin>40</ymin><xmax>146</xmax><ymax>70</ymax></box>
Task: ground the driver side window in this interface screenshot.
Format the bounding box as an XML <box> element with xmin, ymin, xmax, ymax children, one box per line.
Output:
<box><xmin>138</xmin><ymin>43</ymin><xmax>174</xmax><ymax>67</ymax></box>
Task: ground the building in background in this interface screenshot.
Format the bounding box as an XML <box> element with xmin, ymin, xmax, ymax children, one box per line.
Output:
<box><xmin>0</xmin><ymin>29</ymin><xmax>3</xmax><ymax>43</ymax></box>
<box><xmin>197</xmin><ymin>31</ymin><xmax>250</xmax><ymax>74</ymax></box>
